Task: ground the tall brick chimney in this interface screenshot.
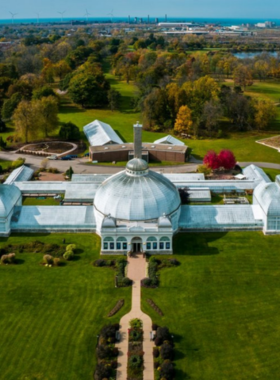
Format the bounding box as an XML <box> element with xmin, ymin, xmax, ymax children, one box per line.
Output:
<box><xmin>133</xmin><ymin>121</ymin><xmax>142</xmax><ymax>159</ymax></box>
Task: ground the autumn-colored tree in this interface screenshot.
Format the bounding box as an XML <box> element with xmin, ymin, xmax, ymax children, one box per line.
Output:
<box><xmin>174</xmin><ymin>105</ymin><xmax>193</xmax><ymax>135</ymax></box>
<box><xmin>13</xmin><ymin>100</ymin><xmax>39</xmax><ymax>143</ymax></box>
<box><xmin>218</xmin><ymin>150</ymin><xmax>236</xmax><ymax>170</ymax></box>
<box><xmin>203</xmin><ymin>150</ymin><xmax>220</xmax><ymax>170</ymax></box>
<box><xmin>53</xmin><ymin>60</ymin><xmax>71</xmax><ymax>80</ymax></box>
<box><xmin>233</xmin><ymin>65</ymin><xmax>253</xmax><ymax>90</ymax></box>
<box><xmin>254</xmin><ymin>100</ymin><xmax>277</xmax><ymax>131</ymax></box>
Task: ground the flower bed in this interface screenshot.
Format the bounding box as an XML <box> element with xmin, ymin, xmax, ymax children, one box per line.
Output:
<box><xmin>127</xmin><ymin>319</ymin><xmax>144</xmax><ymax>380</ymax></box>
<box><xmin>94</xmin><ymin>324</ymin><xmax>120</xmax><ymax>380</ymax></box>
<box><xmin>153</xmin><ymin>325</ymin><xmax>175</xmax><ymax>380</ymax></box>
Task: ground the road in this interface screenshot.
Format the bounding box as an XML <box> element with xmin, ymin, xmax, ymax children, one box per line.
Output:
<box><xmin>1</xmin><ymin>151</ymin><xmax>280</xmax><ymax>174</ymax></box>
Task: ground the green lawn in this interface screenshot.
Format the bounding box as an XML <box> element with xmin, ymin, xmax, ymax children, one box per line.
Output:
<box><xmin>142</xmin><ymin>232</ymin><xmax>280</xmax><ymax>380</ymax></box>
<box><xmin>0</xmin><ymin>233</ymin><xmax>131</xmax><ymax>380</ymax></box>
<box><xmin>187</xmin><ymin>132</ymin><xmax>280</xmax><ymax>162</ymax></box>
<box><xmin>22</xmin><ymin>197</ymin><xmax>61</xmax><ymax>205</ymax></box>
<box><xmin>0</xmin><ymin>159</ymin><xmax>12</xmax><ymax>170</ymax></box>
<box><xmin>263</xmin><ymin>168</ymin><xmax>280</xmax><ymax>181</ymax></box>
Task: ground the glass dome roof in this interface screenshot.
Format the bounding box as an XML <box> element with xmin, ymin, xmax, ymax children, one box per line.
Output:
<box><xmin>94</xmin><ymin>160</ymin><xmax>181</xmax><ymax>221</ymax></box>
<box><xmin>254</xmin><ymin>181</ymin><xmax>280</xmax><ymax>216</ymax></box>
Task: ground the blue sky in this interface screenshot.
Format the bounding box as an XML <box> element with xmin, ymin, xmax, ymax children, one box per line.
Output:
<box><xmin>1</xmin><ymin>0</ymin><xmax>279</xmax><ymax>19</ymax></box>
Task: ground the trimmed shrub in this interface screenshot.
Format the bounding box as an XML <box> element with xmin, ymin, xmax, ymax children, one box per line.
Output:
<box><xmin>160</xmin><ymin>343</ymin><xmax>174</xmax><ymax>360</ymax></box>
<box><xmin>159</xmin><ymin>359</ymin><xmax>175</xmax><ymax>380</ymax></box>
<box><xmin>129</xmin><ymin>329</ymin><xmax>143</xmax><ymax>342</ymax></box>
<box><xmin>43</xmin><ymin>254</ymin><xmax>53</xmax><ymax>265</ymax></box>
<box><xmin>153</xmin><ymin>347</ymin><xmax>160</xmax><ymax>358</ymax></box>
<box><xmin>94</xmin><ymin>362</ymin><xmax>111</xmax><ymax>380</ymax></box>
<box><xmin>53</xmin><ymin>258</ymin><xmax>61</xmax><ymax>266</ymax></box>
<box><xmin>141</xmin><ymin>278</ymin><xmax>152</xmax><ymax>287</ymax></box>
<box><xmin>94</xmin><ymin>259</ymin><xmax>106</xmax><ymax>267</ymax></box>
<box><xmin>1</xmin><ymin>253</ymin><xmax>16</xmax><ymax>264</ymax></box>
<box><xmin>63</xmin><ymin>250</ymin><xmax>74</xmax><ymax>261</ymax></box>
<box><xmin>100</xmin><ymin>324</ymin><xmax>118</xmax><ymax>341</ymax></box>
<box><xmin>128</xmin><ymin>354</ymin><xmax>143</xmax><ymax>368</ymax></box>
<box><xmin>152</xmin><ymin>323</ymin><xmax>159</xmax><ymax>331</ymax></box>
<box><xmin>156</xmin><ymin>327</ymin><xmax>172</xmax><ymax>342</ymax></box>
<box><xmin>66</xmin><ymin>244</ymin><xmax>76</xmax><ymax>252</ymax></box>
<box><xmin>130</xmin><ymin>318</ymin><xmax>143</xmax><ymax>329</ymax></box>
<box><xmin>122</xmin><ymin>277</ymin><xmax>132</xmax><ymax>286</ymax></box>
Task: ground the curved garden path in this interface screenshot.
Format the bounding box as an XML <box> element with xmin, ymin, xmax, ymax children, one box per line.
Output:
<box><xmin>116</xmin><ymin>254</ymin><xmax>154</xmax><ymax>380</ymax></box>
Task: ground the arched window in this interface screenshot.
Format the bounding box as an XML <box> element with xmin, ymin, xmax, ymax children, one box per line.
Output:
<box><xmin>160</xmin><ymin>237</ymin><xmax>171</xmax><ymax>250</ymax></box>
<box><xmin>146</xmin><ymin>236</ymin><xmax>157</xmax><ymax>250</ymax></box>
<box><xmin>103</xmin><ymin>237</ymin><xmax>114</xmax><ymax>250</ymax></box>
<box><xmin>116</xmin><ymin>237</ymin><xmax>127</xmax><ymax>250</ymax></box>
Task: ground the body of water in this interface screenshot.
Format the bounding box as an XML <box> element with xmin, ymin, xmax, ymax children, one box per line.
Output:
<box><xmin>234</xmin><ymin>51</ymin><xmax>279</xmax><ymax>59</ymax></box>
<box><xmin>0</xmin><ymin>17</ymin><xmax>280</xmax><ymax>26</ymax></box>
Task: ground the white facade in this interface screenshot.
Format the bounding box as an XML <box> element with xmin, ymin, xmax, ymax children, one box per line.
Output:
<box><xmin>1</xmin><ymin>121</ymin><xmax>280</xmax><ymax>251</ymax></box>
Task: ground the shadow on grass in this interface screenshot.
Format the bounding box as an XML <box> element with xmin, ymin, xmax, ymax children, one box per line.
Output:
<box><xmin>15</xmin><ymin>259</ymin><xmax>25</xmax><ymax>265</ymax></box>
<box><xmin>174</xmin><ymin>232</ymin><xmax>228</xmax><ymax>256</ymax></box>
<box><xmin>175</xmin><ymin>368</ymin><xmax>191</xmax><ymax>380</ymax></box>
<box><xmin>75</xmin><ymin>248</ymin><xmax>84</xmax><ymax>255</ymax></box>
<box><xmin>59</xmin><ymin>105</ymin><xmax>86</xmax><ymax>114</ymax></box>
<box><xmin>72</xmin><ymin>255</ymin><xmax>81</xmax><ymax>261</ymax></box>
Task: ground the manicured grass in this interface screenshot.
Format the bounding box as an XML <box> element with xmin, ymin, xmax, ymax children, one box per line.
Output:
<box><xmin>142</xmin><ymin>232</ymin><xmax>280</xmax><ymax>380</ymax></box>
<box><xmin>22</xmin><ymin>197</ymin><xmax>61</xmax><ymax>205</ymax></box>
<box><xmin>186</xmin><ymin>132</ymin><xmax>280</xmax><ymax>162</ymax></box>
<box><xmin>263</xmin><ymin>168</ymin><xmax>280</xmax><ymax>181</ymax></box>
<box><xmin>0</xmin><ymin>233</ymin><xmax>131</xmax><ymax>380</ymax></box>
<box><xmin>0</xmin><ymin>159</ymin><xmax>12</xmax><ymax>170</ymax></box>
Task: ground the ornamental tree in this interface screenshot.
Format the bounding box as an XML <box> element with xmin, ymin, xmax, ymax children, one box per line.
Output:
<box><xmin>203</xmin><ymin>150</ymin><xmax>220</xmax><ymax>170</ymax></box>
<box><xmin>218</xmin><ymin>150</ymin><xmax>236</xmax><ymax>170</ymax></box>
<box><xmin>174</xmin><ymin>105</ymin><xmax>193</xmax><ymax>135</ymax></box>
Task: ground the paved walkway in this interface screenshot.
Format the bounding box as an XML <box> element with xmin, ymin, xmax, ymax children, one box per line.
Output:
<box><xmin>116</xmin><ymin>254</ymin><xmax>154</xmax><ymax>380</ymax></box>
<box><xmin>1</xmin><ymin>150</ymin><xmax>280</xmax><ymax>173</ymax></box>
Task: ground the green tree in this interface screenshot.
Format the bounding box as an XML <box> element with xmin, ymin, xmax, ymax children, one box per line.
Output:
<box><xmin>108</xmin><ymin>89</ymin><xmax>121</xmax><ymax>111</ymax></box>
<box><xmin>68</xmin><ymin>73</ymin><xmax>110</xmax><ymax>108</ymax></box>
<box><xmin>35</xmin><ymin>96</ymin><xmax>59</xmax><ymax>137</ymax></box>
<box><xmin>142</xmin><ymin>88</ymin><xmax>170</xmax><ymax>130</ymax></box>
<box><xmin>59</xmin><ymin>122</ymin><xmax>80</xmax><ymax>140</ymax></box>
<box><xmin>32</xmin><ymin>86</ymin><xmax>57</xmax><ymax>100</ymax></box>
<box><xmin>201</xmin><ymin>100</ymin><xmax>222</xmax><ymax>137</ymax></box>
<box><xmin>1</xmin><ymin>92</ymin><xmax>22</xmax><ymax>119</ymax></box>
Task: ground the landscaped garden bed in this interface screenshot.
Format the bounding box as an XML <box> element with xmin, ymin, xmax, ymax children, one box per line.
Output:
<box><xmin>141</xmin><ymin>256</ymin><xmax>180</xmax><ymax>288</ymax></box>
<box><xmin>0</xmin><ymin>241</ymin><xmax>78</xmax><ymax>266</ymax></box>
<box><xmin>94</xmin><ymin>324</ymin><xmax>119</xmax><ymax>380</ymax></box>
<box><xmin>94</xmin><ymin>258</ymin><xmax>132</xmax><ymax>287</ymax></box>
<box><xmin>153</xmin><ymin>325</ymin><xmax>175</xmax><ymax>380</ymax></box>
<box><xmin>127</xmin><ymin>319</ymin><xmax>144</xmax><ymax>380</ymax></box>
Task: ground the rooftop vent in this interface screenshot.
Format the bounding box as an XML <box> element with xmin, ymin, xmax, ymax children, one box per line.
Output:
<box><xmin>104</xmin><ymin>147</ymin><xmax>108</xmax><ymax>150</ymax></box>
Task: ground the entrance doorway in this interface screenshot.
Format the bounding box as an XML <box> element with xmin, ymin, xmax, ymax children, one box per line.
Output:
<box><xmin>131</xmin><ymin>237</ymin><xmax>142</xmax><ymax>253</ymax></box>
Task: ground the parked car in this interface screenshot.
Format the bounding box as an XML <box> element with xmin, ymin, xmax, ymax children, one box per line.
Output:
<box><xmin>69</xmin><ymin>154</ymin><xmax>78</xmax><ymax>159</ymax></box>
<box><xmin>84</xmin><ymin>152</ymin><xmax>89</xmax><ymax>157</ymax></box>
<box><xmin>60</xmin><ymin>155</ymin><xmax>72</xmax><ymax>160</ymax></box>
<box><xmin>47</xmin><ymin>155</ymin><xmax>57</xmax><ymax>160</ymax></box>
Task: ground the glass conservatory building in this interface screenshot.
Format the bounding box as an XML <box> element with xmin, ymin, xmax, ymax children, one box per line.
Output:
<box><xmin>1</xmin><ymin>122</ymin><xmax>280</xmax><ymax>254</ymax></box>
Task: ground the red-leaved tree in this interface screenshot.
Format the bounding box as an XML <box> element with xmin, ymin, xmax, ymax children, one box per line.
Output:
<box><xmin>218</xmin><ymin>150</ymin><xmax>236</xmax><ymax>170</ymax></box>
<box><xmin>203</xmin><ymin>150</ymin><xmax>220</xmax><ymax>170</ymax></box>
